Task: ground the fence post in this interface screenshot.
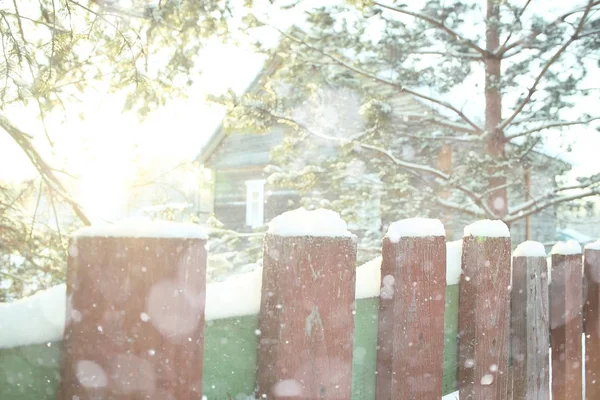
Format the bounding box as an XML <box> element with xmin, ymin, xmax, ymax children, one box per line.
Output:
<box><xmin>375</xmin><ymin>218</ymin><xmax>446</xmax><ymax>400</ymax></box>
<box><xmin>510</xmin><ymin>241</ymin><xmax>550</xmax><ymax>400</ymax></box>
<box><xmin>584</xmin><ymin>241</ymin><xmax>600</xmax><ymax>399</ymax></box>
<box><xmin>550</xmin><ymin>240</ymin><xmax>583</xmax><ymax>400</ymax></box>
<box><xmin>458</xmin><ymin>220</ymin><xmax>511</xmax><ymax>400</ymax></box>
<box><xmin>58</xmin><ymin>222</ymin><xmax>208</xmax><ymax>400</ymax></box>
<box><xmin>255</xmin><ymin>209</ymin><xmax>357</xmax><ymax>399</ymax></box>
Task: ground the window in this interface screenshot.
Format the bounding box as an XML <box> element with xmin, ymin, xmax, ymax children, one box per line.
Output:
<box><xmin>245</xmin><ymin>180</ymin><xmax>265</xmax><ymax>227</ymax></box>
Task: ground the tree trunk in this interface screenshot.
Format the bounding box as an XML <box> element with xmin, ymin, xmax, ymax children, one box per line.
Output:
<box><xmin>485</xmin><ymin>0</ymin><xmax>507</xmax><ymax>218</ymax></box>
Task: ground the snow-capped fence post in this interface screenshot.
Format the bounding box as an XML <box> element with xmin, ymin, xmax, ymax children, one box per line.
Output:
<box><xmin>375</xmin><ymin>218</ymin><xmax>446</xmax><ymax>400</ymax></box>
<box><xmin>550</xmin><ymin>241</ymin><xmax>583</xmax><ymax>400</ymax></box>
<box><xmin>255</xmin><ymin>209</ymin><xmax>357</xmax><ymax>399</ymax></box>
<box><xmin>458</xmin><ymin>221</ymin><xmax>511</xmax><ymax>400</ymax></box>
<box><xmin>58</xmin><ymin>222</ymin><xmax>208</xmax><ymax>400</ymax></box>
<box><xmin>584</xmin><ymin>241</ymin><xmax>600</xmax><ymax>399</ymax></box>
<box><xmin>510</xmin><ymin>241</ymin><xmax>550</xmax><ymax>400</ymax></box>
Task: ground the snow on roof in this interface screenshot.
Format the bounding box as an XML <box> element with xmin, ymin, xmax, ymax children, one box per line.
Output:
<box><xmin>551</xmin><ymin>240</ymin><xmax>582</xmax><ymax>255</ymax></box>
<box><xmin>585</xmin><ymin>239</ymin><xmax>600</xmax><ymax>250</ymax></box>
<box><xmin>385</xmin><ymin>218</ymin><xmax>445</xmax><ymax>243</ymax></box>
<box><xmin>514</xmin><ymin>240</ymin><xmax>547</xmax><ymax>258</ymax></box>
<box><xmin>0</xmin><ymin>284</ymin><xmax>66</xmax><ymax>349</ymax></box>
<box><xmin>446</xmin><ymin>240</ymin><xmax>462</xmax><ymax>285</ymax></box>
<box><xmin>463</xmin><ymin>220</ymin><xmax>510</xmax><ymax>238</ymax></box>
<box><xmin>267</xmin><ymin>207</ymin><xmax>353</xmax><ymax>237</ymax></box>
<box><xmin>74</xmin><ymin>219</ymin><xmax>208</xmax><ymax>239</ymax></box>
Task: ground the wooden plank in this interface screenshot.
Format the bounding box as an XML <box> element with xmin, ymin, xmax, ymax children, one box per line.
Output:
<box><xmin>550</xmin><ymin>253</ymin><xmax>583</xmax><ymax>400</ymax></box>
<box><xmin>458</xmin><ymin>236</ymin><xmax>511</xmax><ymax>400</ymax></box>
<box><xmin>58</xmin><ymin>236</ymin><xmax>207</xmax><ymax>400</ymax></box>
<box><xmin>376</xmin><ymin>236</ymin><xmax>446</xmax><ymax>400</ymax></box>
<box><xmin>256</xmin><ymin>234</ymin><xmax>357</xmax><ymax>399</ymax></box>
<box><xmin>510</xmin><ymin>255</ymin><xmax>550</xmax><ymax>400</ymax></box>
<box><xmin>584</xmin><ymin>248</ymin><xmax>600</xmax><ymax>400</ymax></box>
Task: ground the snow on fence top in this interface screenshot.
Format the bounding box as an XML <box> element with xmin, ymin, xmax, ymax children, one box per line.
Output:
<box><xmin>267</xmin><ymin>207</ymin><xmax>353</xmax><ymax>237</ymax></box>
<box><xmin>0</xmin><ymin>284</ymin><xmax>65</xmax><ymax>349</ymax></box>
<box><xmin>74</xmin><ymin>219</ymin><xmax>208</xmax><ymax>239</ymax></box>
<box><xmin>586</xmin><ymin>239</ymin><xmax>600</xmax><ymax>250</ymax></box>
<box><xmin>385</xmin><ymin>218</ymin><xmax>445</xmax><ymax>243</ymax></box>
<box><xmin>514</xmin><ymin>240</ymin><xmax>546</xmax><ymax>257</ymax></box>
<box><xmin>551</xmin><ymin>239</ymin><xmax>582</xmax><ymax>255</ymax></box>
<box><xmin>205</xmin><ymin>267</ymin><xmax>262</xmax><ymax>321</ymax></box>
<box><xmin>446</xmin><ymin>240</ymin><xmax>462</xmax><ymax>285</ymax></box>
<box><xmin>463</xmin><ymin>219</ymin><xmax>510</xmax><ymax>238</ymax></box>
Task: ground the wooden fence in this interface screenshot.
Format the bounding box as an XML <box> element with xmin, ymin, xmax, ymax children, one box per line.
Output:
<box><xmin>18</xmin><ymin>217</ymin><xmax>599</xmax><ymax>399</ymax></box>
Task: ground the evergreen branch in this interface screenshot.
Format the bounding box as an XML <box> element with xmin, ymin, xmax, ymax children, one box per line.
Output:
<box><xmin>497</xmin><ymin>0</ymin><xmax>532</xmax><ymax>54</ymax></box>
<box><xmin>249</xmin><ymin>105</ymin><xmax>495</xmax><ymax>218</ymax></box>
<box><xmin>404</xmin><ymin>49</ymin><xmax>482</xmax><ymax>60</ymax></box>
<box><xmin>499</xmin><ymin>0</ymin><xmax>595</xmax><ymax>131</ymax></box>
<box><xmin>372</xmin><ymin>1</ymin><xmax>488</xmax><ymax>57</ymax></box>
<box><xmin>272</xmin><ymin>26</ymin><xmax>483</xmax><ymax>133</ymax></box>
<box><xmin>505</xmin><ymin>117</ymin><xmax>600</xmax><ymax>141</ymax></box>
<box><xmin>0</xmin><ymin>113</ymin><xmax>91</xmax><ymax>225</ymax></box>
<box><xmin>0</xmin><ymin>11</ymin><xmax>69</xmax><ymax>33</ymax></box>
<box><xmin>498</xmin><ymin>0</ymin><xmax>600</xmax><ymax>56</ymax></box>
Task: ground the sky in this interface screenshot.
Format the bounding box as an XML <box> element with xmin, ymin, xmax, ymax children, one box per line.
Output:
<box><xmin>1</xmin><ymin>0</ymin><xmax>598</xmax><ymax>222</ymax></box>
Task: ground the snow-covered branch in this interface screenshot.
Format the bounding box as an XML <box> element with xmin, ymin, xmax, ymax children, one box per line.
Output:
<box><xmin>398</xmin><ymin>112</ymin><xmax>481</xmax><ymax>134</ymax></box>
<box><xmin>271</xmin><ymin>26</ymin><xmax>484</xmax><ymax>133</ymax></box>
<box><xmin>372</xmin><ymin>1</ymin><xmax>488</xmax><ymax>57</ymax></box>
<box><xmin>505</xmin><ymin>185</ymin><xmax>600</xmax><ymax>223</ymax></box>
<box><xmin>499</xmin><ymin>0</ymin><xmax>596</xmax><ymax>131</ymax></box>
<box><xmin>505</xmin><ymin>117</ymin><xmax>600</xmax><ymax>141</ymax></box>
<box><xmin>403</xmin><ymin>49</ymin><xmax>482</xmax><ymax>60</ymax></box>
<box><xmin>435</xmin><ymin>198</ymin><xmax>486</xmax><ymax>218</ymax></box>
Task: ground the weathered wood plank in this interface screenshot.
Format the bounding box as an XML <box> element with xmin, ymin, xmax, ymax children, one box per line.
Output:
<box><xmin>584</xmin><ymin>248</ymin><xmax>600</xmax><ymax>400</ymax></box>
<box><xmin>256</xmin><ymin>234</ymin><xmax>357</xmax><ymax>399</ymax></box>
<box><xmin>376</xmin><ymin>236</ymin><xmax>446</xmax><ymax>400</ymax></box>
<box><xmin>58</xmin><ymin>237</ymin><xmax>207</xmax><ymax>400</ymax></box>
<box><xmin>510</xmin><ymin>255</ymin><xmax>550</xmax><ymax>400</ymax></box>
<box><xmin>550</xmin><ymin>253</ymin><xmax>583</xmax><ymax>400</ymax></box>
<box><xmin>458</xmin><ymin>236</ymin><xmax>511</xmax><ymax>400</ymax></box>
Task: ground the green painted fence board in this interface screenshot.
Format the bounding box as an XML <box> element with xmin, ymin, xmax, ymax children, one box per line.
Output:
<box><xmin>0</xmin><ymin>286</ymin><xmax>459</xmax><ymax>400</ymax></box>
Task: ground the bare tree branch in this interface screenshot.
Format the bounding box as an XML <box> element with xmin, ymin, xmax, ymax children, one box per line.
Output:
<box><xmin>404</xmin><ymin>49</ymin><xmax>483</xmax><ymax>60</ymax></box>
<box><xmin>0</xmin><ymin>113</ymin><xmax>91</xmax><ymax>225</ymax></box>
<box><xmin>270</xmin><ymin>25</ymin><xmax>484</xmax><ymax>133</ymax></box>
<box><xmin>505</xmin><ymin>117</ymin><xmax>600</xmax><ymax>141</ymax></box>
<box><xmin>372</xmin><ymin>1</ymin><xmax>488</xmax><ymax>57</ymax></box>
<box><xmin>499</xmin><ymin>0</ymin><xmax>596</xmax><ymax>131</ymax></box>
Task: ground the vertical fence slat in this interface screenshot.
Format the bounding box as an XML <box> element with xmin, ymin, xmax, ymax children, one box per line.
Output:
<box><xmin>510</xmin><ymin>252</ymin><xmax>550</xmax><ymax>400</ymax></box>
<box><xmin>551</xmin><ymin>252</ymin><xmax>583</xmax><ymax>400</ymax></box>
<box><xmin>256</xmin><ymin>234</ymin><xmax>357</xmax><ymax>399</ymax></box>
<box><xmin>375</xmin><ymin>235</ymin><xmax>446</xmax><ymax>400</ymax></box>
<box><xmin>58</xmin><ymin>235</ymin><xmax>207</xmax><ymax>400</ymax></box>
<box><xmin>458</xmin><ymin>234</ymin><xmax>511</xmax><ymax>400</ymax></box>
<box><xmin>585</xmin><ymin>247</ymin><xmax>600</xmax><ymax>399</ymax></box>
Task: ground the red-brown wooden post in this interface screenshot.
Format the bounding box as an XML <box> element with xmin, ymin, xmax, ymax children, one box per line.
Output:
<box><xmin>374</xmin><ymin>218</ymin><xmax>446</xmax><ymax>400</ymax></box>
<box><xmin>256</xmin><ymin>209</ymin><xmax>357</xmax><ymax>399</ymax></box>
<box><xmin>458</xmin><ymin>220</ymin><xmax>511</xmax><ymax>400</ymax></box>
<box><xmin>550</xmin><ymin>241</ymin><xmax>583</xmax><ymax>400</ymax></box>
<box><xmin>584</xmin><ymin>241</ymin><xmax>600</xmax><ymax>399</ymax></box>
<box><xmin>510</xmin><ymin>241</ymin><xmax>550</xmax><ymax>400</ymax></box>
<box><xmin>58</xmin><ymin>222</ymin><xmax>208</xmax><ymax>400</ymax></box>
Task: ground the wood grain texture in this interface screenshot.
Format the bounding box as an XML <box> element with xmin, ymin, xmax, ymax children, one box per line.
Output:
<box><xmin>58</xmin><ymin>237</ymin><xmax>207</xmax><ymax>400</ymax></box>
<box><xmin>584</xmin><ymin>249</ymin><xmax>600</xmax><ymax>400</ymax></box>
<box><xmin>256</xmin><ymin>234</ymin><xmax>357</xmax><ymax>400</ymax></box>
<box><xmin>510</xmin><ymin>256</ymin><xmax>549</xmax><ymax>400</ymax></box>
<box><xmin>458</xmin><ymin>236</ymin><xmax>511</xmax><ymax>400</ymax></box>
<box><xmin>550</xmin><ymin>253</ymin><xmax>583</xmax><ymax>400</ymax></box>
<box><xmin>375</xmin><ymin>236</ymin><xmax>446</xmax><ymax>400</ymax></box>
